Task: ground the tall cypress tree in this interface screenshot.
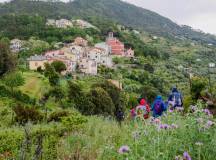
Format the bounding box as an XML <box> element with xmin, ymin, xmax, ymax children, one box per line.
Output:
<box><xmin>0</xmin><ymin>41</ymin><xmax>16</xmax><ymax>76</ymax></box>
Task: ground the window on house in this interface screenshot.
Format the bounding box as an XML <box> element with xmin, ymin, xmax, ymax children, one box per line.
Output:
<box><xmin>35</xmin><ymin>62</ymin><xmax>38</xmax><ymax>66</ymax></box>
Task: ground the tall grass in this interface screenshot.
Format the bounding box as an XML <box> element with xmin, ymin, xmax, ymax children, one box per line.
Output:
<box><xmin>58</xmin><ymin>109</ymin><xmax>216</xmax><ymax>160</ymax></box>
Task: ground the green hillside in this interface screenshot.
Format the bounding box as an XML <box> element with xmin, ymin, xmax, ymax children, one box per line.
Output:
<box><xmin>1</xmin><ymin>0</ymin><xmax>216</xmax><ymax>45</ymax></box>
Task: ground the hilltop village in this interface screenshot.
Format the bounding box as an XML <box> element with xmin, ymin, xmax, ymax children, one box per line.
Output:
<box><xmin>10</xmin><ymin>28</ymin><xmax>134</xmax><ymax>75</ymax></box>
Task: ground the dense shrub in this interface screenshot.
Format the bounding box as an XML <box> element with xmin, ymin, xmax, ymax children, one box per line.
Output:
<box><xmin>51</xmin><ymin>61</ymin><xmax>67</xmax><ymax>73</ymax></box>
<box><xmin>48</xmin><ymin>111</ymin><xmax>69</xmax><ymax>122</ymax></box>
<box><xmin>183</xmin><ymin>95</ymin><xmax>194</xmax><ymax>112</ymax></box>
<box><xmin>93</xmin><ymin>81</ymin><xmax>121</xmax><ymax>109</ymax></box>
<box><xmin>61</xmin><ymin>112</ymin><xmax>88</xmax><ymax>130</ymax></box>
<box><xmin>191</xmin><ymin>76</ymin><xmax>208</xmax><ymax>100</ymax></box>
<box><xmin>68</xmin><ymin>81</ymin><xmax>83</xmax><ymax>100</ymax></box>
<box><xmin>140</xmin><ymin>85</ymin><xmax>159</xmax><ymax>103</ymax></box>
<box><xmin>13</xmin><ymin>104</ymin><xmax>43</xmax><ymax>124</ymax></box>
<box><xmin>0</xmin><ymin>85</ymin><xmax>36</xmax><ymax>104</ymax></box>
<box><xmin>88</xmin><ymin>87</ymin><xmax>115</xmax><ymax>116</ymax></box>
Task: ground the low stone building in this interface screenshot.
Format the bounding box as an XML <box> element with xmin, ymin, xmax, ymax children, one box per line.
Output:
<box><xmin>73</xmin><ymin>37</ymin><xmax>88</xmax><ymax>47</ymax></box>
<box><xmin>10</xmin><ymin>39</ymin><xmax>23</xmax><ymax>53</ymax></box>
<box><xmin>56</xmin><ymin>19</ymin><xmax>73</xmax><ymax>28</ymax></box>
<box><xmin>28</xmin><ymin>54</ymin><xmax>77</xmax><ymax>72</ymax></box>
<box><xmin>87</xmin><ymin>47</ymin><xmax>113</xmax><ymax>68</ymax></box>
<box><xmin>27</xmin><ymin>55</ymin><xmax>48</xmax><ymax>70</ymax></box>
<box><xmin>46</xmin><ymin>19</ymin><xmax>73</xmax><ymax>28</ymax></box>
<box><xmin>78</xmin><ymin>58</ymin><xmax>97</xmax><ymax>75</ymax></box>
<box><xmin>72</xmin><ymin>19</ymin><xmax>96</xmax><ymax>29</ymax></box>
<box><xmin>95</xmin><ymin>42</ymin><xmax>111</xmax><ymax>55</ymax></box>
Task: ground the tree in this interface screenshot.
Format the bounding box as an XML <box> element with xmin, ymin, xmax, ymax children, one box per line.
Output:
<box><xmin>191</xmin><ymin>76</ymin><xmax>207</xmax><ymax>100</ymax></box>
<box><xmin>3</xmin><ymin>72</ymin><xmax>25</xmax><ymax>92</ymax></box>
<box><xmin>140</xmin><ymin>85</ymin><xmax>158</xmax><ymax>103</ymax></box>
<box><xmin>94</xmin><ymin>80</ymin><xmax>121</xmax><ymax>108</ymax></box>
<box><xmin>49</xmin><ymin>87</ymin><xmax>65</xmax><ymax>102</ymax></box>
<box><xmin>0</xmin><ymin>42</ymin><xmax>16</xmax><ymax>76</ymax></box>
<box><xmin>88</xmin><ymin>87</ymin><xmax>115</xmax><ymax>116</ymax></box>
<box><xmin>51</xmin><ymin>61</ymin><xmax>66</xmax><ymax>73</ymax></box>
<box><xmin>44</xmin><ymin>63</ymin><xmax>59</xmax><ymax>86</ymax></box>
<box><xmin>68</xmin><ymin>81</ymin><xmax>82</xmax><ymax>100</ymax></box>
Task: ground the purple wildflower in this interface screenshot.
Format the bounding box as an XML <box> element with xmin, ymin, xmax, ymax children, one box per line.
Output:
<box><xmin>169</xmin><ymin>109</ymin><xmax>174</xmax><ymax>113</ymax></box>
<box><xmin>183</xmin><ymin>152</ymin><xmax>192</xmax><ymax>160</ymax></box>
<box><xmin>159</xmin><ymin>124</ymin><xmax>170</xmax><ymax>130</ymax></box>
<box><xmin>118</xmin><ymin>145</ymin><xmax>130</xmax><ymax>154</ymax></box>
<box><xmin>206</xmin><ymin>120</ymin><xmax>214</xmax><ymax>128</ymax></box>
<box><xmin>203</xmin><ymin>109</ymin><xmax>211</xmax><ymax>116</ymax></box>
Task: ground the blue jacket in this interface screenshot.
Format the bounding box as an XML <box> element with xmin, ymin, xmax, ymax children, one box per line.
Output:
<box><xmin>151</xmin><ymin>95</ymin><xmax>167</xmax><ymax>117</ymax></box>
<box><xmin>168</xmin><ymin>87</ymin><xmax>183</xmax><ymax>107</ymax></box>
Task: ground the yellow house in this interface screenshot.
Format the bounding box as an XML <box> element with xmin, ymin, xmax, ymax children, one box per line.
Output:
<box><xmin>27</xmin><ymin>55</ymin><xmax>48</xmax><ymax>70</ymax></box>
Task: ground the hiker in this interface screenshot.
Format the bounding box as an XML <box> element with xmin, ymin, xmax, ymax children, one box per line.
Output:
<box><xmin>151</xmin><ymin>95</ymin><xmax>167</xmax><ymax>118</ymax></box>
<box><xmin>136</xmin><ymin>98</ymin><xmax>150</xmax><ymax>119</ymax></box>
<box><xmin>130</xmin><ymin>106</ymin><xmax>137</xmax><ymax>120</ymax></box>
<box><xmin>168</xmin><ymin>87</ymin><xmax>183</xmax><ymax>109</ymax></box>
<box><xmin>116</xmin><ymin>109</ymin><xmax>124</xmax><ymax>126</ymax></box>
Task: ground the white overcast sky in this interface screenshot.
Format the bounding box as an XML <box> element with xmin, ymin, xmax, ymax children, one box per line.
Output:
<box><xmin>0</xmin><ymin>0</ymin><xmax>216</xmax><ymax>34</ymax></box>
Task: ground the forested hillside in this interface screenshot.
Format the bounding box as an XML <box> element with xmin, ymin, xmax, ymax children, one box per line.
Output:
<box><xmin>1</xmin><ymin>0</ymin><xmax>216</xmax><ymax>45</ymax></box>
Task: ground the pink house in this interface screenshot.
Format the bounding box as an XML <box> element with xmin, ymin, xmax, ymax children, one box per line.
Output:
<box><xmin>106</xmin><ymin>32</ymin><xmax>125</xmax><ymax>56</ymax></box>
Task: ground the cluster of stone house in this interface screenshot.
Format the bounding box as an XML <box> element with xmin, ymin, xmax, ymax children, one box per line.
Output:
<box><xmin>28</xmin><ymin>37</ymin><xmax>112</xmax><ymax>75</ymax></box>
<box><xmin>46</xmin><ymin>19</ymin><xmax>73</xmax><ymax>28</ymax></box>
<box><xmin>27</xmin><ymin>32</ymin><xmax>135</xmax><ymax>75</ymax></box>
<box><xmin>46</xmin><ymin>19</ymin><xmax>96</xmax><ymax>29</ymax></box>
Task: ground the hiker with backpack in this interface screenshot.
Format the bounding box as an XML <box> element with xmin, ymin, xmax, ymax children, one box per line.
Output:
<box><xmin>151</xmin><ymin>95</ymin><xmax>167</xmax><ymax>118</ymax></box>
<box><xmin>168</xmin><ymin>87</ymin><xmax>183</xmax><ymax>109</ymax></box>
<box><xmin>116</xmin><ymin>108</ymin><xmax>124</xmax><ymax>126</ymax></box>
<box><xmin>136</xmin><ymin>98</ymin><xmax>150</xmax><ymax>120</ymax></box>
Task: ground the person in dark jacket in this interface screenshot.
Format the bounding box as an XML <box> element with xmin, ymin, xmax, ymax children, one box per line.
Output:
<box><xmin>151</xmin><ymin>95</ymin><xmax>167</xmax><ymax>118</ymax></box>
<box><xmin>168</xmin><ymin>87</ymin><xmax>183</xmax><ymax>109</ymax></box>
<box><xmin>116</xmin><ymin>108</ymin><xmax>124</xmax><ymax>126</ymax></box>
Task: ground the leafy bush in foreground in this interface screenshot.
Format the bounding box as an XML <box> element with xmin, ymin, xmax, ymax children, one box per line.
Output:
<box><xmin>13</xmin><ymin>104</ymin><xmax>43</xmax><ymax>124</ymax></box>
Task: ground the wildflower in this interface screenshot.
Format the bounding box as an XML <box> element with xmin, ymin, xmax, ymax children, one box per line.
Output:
<box><xmin>171</xmin><ymin>123</ymin><xmax>178</xmax><ymax>129</ymax></box>
<box><xmin>175</xmin><ymin>155</ymin><xmax>182</xmax><ymax>160</ymax></box>
<box><xmin>203</xmin><ymin>109</ymin><xmax>211</xmax><ymax>116</ymax></box>
<box><xmin>196</xmin><ymin>118</ymin><xmax>203</xmax><ymax>124</ymax></box>
<box><xmin>205</xmin><ymin>120</ymin><xmax>215</xmax><ymax>128</ymax></box>
<box><xmin>169</xmin><ymin>109</ymin><xmax>174</xmax><ymax>113</ymax></box>
<box><xmin>118</xmin><ymin>145</ymin><xmax>130</xmax><ymax>154</ymax></box>
<box><xmin>132</xmin><ymin>131</ymin><xmax>140</xmax><ymax>140</ymax></box>
<box><xmin>195</xmin><ymin>142</ymin><xmax>203</xmax><ymax>146</ymax></box>
<box><xmin>159</xmin><ymin>124</ymin><xmax>170</xmax><ymax>130</ymax></box>
<box><xmin>183</xmin><ymin>152</ymin><xmax>192</xmax><ymax>160</ymax></box>
<box><xmin>190</xmin><ymin>105</ymin><xmax>197</xmax><ymax>112</ymax></box>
